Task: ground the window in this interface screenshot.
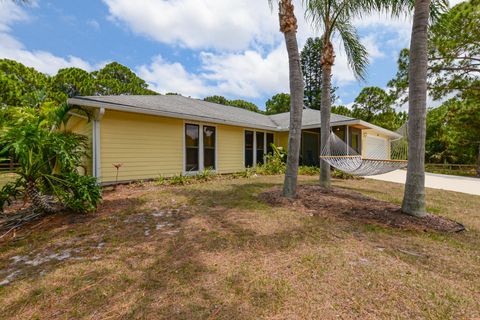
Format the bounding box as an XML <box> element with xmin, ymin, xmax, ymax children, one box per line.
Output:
<box><xmin>256</xmin><ymin>132</ymin><xmax>265</xmax><ymax>165</ymax></box>
<box><xmin>185</xmin><ymin>123</ymin><xmax>216</xmax><ymax>172</ymax></box>
<box><xmin>185</xmin><ymin>124</ymin><xmax>199</xmax><ymax>171</ymax></box>
<box><xmin>266</xmin><ymin>133</ymin><xmax>274</xmax><ymax>155</ymax></box>
<box><xmin>203</xmin><ymin>126</ymin><xmax>216</xmax><ymax>170</ymax></box>
<box><xmin>245</xmin><ymin>131</ymin><xmax>273</xmax><ymax>167</ymax></box>
<box><xmin>245</xmin><ymin>131</ymin><xmax>254</xmax><ymax>167</ymax></box>
<box><xmin>349</xmin><ymin>127</ymin><xmax>361</xmax><ymax>153</ymax></box>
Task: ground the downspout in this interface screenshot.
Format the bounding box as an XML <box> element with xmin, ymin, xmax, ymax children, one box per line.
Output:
<box><xmin>92</xmin><ymin>108</ymin><xmax>105</xmax><ymax>182</ymax></box>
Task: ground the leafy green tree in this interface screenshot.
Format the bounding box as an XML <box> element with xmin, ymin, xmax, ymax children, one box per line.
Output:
<box><xmin>429</xmin><ymin>0</ymin><xmax>480</xmax><ymax>101</ymax></box>
<box><xmin>390</xmin><ymin>1</ymin><xmax>480</xmax><ymax>105</ymax></box>
<box><xmin>0</xmin><ymin>59</ymin><xmax>49</xmax><ymax>107</ymax></box>
<box><xmin>204</xmin><ymin>95</ymin><xmax>260</xmax><ymax>113</ymax></box>
<box><xmin>204</xmin><ymin>95</ymin><xmax>229</xmax><ymax>105</ymax></box>
<box><xmin>92</xmin><ymin>62</ymin><xmax>157</xmax><ymax>95</ymax></box>
<box><xmin>426</xmin><ymin>99</ymin><xmax>480</xmax><ymax>168</ymax></box>
<box><xmin>265</xmin><ymin>93</ymin><xmax>290</xmax><ymax>114</ymax></box>
<box><xmin>0</xmin><ymin>102</ymin><xmax>101</xmax><ymax>213</ymax></box>
<box><xmin>351</xmin><ymin>86</ymin><xmax>406</xmax><ymax>131</ymax></box>
<box><xmin>301</xmin><ymin>37</ymin><xmax>323</xmax><ymax>109</ymax></box>
<box><xmin>331</xmin><ymin>105</ymin><xmax>352</xmax><ymax>117</ymax></box>
<box><xmin>226</xmin><ymin>100</ymin><xmax>260</xmax><ymax>113</ymax></box>
<box><xmin>50</xmin><ymin>67</ymin><xmax>96</xmax><ymax>101</ymax></box>
<box><xmin>300</xmin><ymin>37</ymin><xmax>337</xmax><ymax>109</ymax></box>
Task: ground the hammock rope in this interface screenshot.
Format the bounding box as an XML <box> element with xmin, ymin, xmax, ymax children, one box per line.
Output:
<box><xmin>320</xmin><ymin>124</ymin><xmax>408</xmax><ymax>176</ymax></box>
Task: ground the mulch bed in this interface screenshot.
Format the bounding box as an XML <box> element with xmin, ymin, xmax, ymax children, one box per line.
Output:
<box><xmin>260</xmin><ymin>185</ymin><xmax>465</xmax><ymax>233</ymax></box>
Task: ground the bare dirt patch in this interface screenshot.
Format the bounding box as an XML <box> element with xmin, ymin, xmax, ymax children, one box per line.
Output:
<box><xmin>260</xmin><ymin>184</ymin><xmax>465</xmax><ymax>233</ymax></box>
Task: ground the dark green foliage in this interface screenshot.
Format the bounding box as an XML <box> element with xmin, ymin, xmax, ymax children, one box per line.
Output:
<box><xmin>256</xmin><ymin>144</ymin><xmax>287</xmax><ymax>175</ymax></box>
<box><xmin>0</xmin><ymin>59</ymin><xmax>49</xmax><ymax>107</ymax></box>
<box><xmin>389</xmin><ymin>1</ymin><xmax>480</xmax><ymax>104</ymax></box>
<box><xmin>351</xmin><ymin>86</ymin><xmax>407</xmax><ymax>131</ymax></box>
<box><xmin>428</xmin><ymin>0</ymin><xmax>480</xmax><ymax>101</ymax></box>
<box><xmin>0</xmin><ymin>59</ymin><xmax>158</xmax><ymax>109</ymax></box>
<box><xmin>56</xmin><ymin>173</ymin><xmax>102</xmax><ymax>213</ymax></box>
<box><xmin>331</xmin><ymin>105</ymin><xmax>352</xmax><ymax>117</ymax></box>
<box><xmin>300</xmin><ymin>37</ymin><xmax>337</xmax><ymax>109</ymax></box>
<box><xmin>0</xmin><ymin>103</ymin><xmax>101</xmax><ymax>213</ymax></box>
<box><xmin>91</xmin><ymin>62</ymin><xmax>157</xmax><ymax>96</ymax></box>
<box><xmin>265</xmin><ymin>93</ymin><xmax>290</xmax><ymax>115</ymax></box>
<box><xmin>426</xmin><ymin>99</ymin><xmax>480</xmax><ymax>165</ymax></box>
<box><xmin>51</xmin><ymin>68</ymin><xmax>96</xmax><ymax>100</ymax></box>
<box><xmin>203</xmin><ymin>95</ymin><xmax>260</xmax><ymax>113</ymax></box>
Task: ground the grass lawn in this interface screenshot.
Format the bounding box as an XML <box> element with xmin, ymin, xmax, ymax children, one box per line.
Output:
<box><xmin>0</xmin><ymin>173</ymin><xmax>16</xmax><ymax>188</ymax></box>
<box><xmin>1</xmin><ymin>175</ymin><xmax>479</xmax><ymax>319</ymax></box>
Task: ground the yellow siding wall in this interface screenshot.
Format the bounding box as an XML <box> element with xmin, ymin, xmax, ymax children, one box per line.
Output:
<box><xmin>277</xmin><ymin>132</ymin><xmax>289</xmax><ymax>150</ymax></box>
<box><xmin>217</xmin><ymin>125</ymin><xmax>244</xmax><ymax>174</ymax></box>
<box><xmin>67</xmin><ymin>116</ymin><xmax>93</xmax><ymax>175</ymax></box>
<box><xmin>100</xmin><ymin>111</ymin><xmax>183</xmax><ymax>183</ymax></box>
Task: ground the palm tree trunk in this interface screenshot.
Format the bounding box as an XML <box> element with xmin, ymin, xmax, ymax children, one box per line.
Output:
<box><xmin>320</xmin><ymin>41</ymin><xmax>334</xmax><ymax>189</ymax></box>
<box><xmin>26</xmin><ymin>181</ymin><xmax>55</xmax><ymax>213</ymax></box>
<box><xmin>401</xmin><ymin>0</ymin><xmax>430</xmax><ymax>217</ymax></box>
<box><xmin>279</xmin><ymin>0</ymin><xmax>304</xmax><ymax>198</ymax></box>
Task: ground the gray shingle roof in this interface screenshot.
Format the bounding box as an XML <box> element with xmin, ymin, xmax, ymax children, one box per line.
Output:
<box><xmin>269</xmin><ymin>108</ymin><xmax>355</xmax><ymax>129</ymax></box>
<box><xmin>68</xmin><ymin>95</ymin><xmax>356</xmax><ymax>131</ymax></box>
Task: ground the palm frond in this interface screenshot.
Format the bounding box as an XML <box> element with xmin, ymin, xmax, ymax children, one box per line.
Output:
<box><xmin>336</xmin><ymin>19</ymin><xmax>369</xmax><ymax>80</ymax></box>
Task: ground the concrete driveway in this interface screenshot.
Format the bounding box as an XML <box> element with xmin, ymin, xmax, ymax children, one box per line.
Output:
<box><xmin>367</xmin><ymin>170</ymin><xmax>480</xmax><ymax>196</ymax></box>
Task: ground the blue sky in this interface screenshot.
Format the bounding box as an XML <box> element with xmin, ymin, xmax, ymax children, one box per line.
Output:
<box><xmin>0</xmin><ymin>0</ymin><xmax>461</xmax><ymax>110</ymax></box>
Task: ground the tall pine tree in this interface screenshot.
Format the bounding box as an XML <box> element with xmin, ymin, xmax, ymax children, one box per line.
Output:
<box><xmin>300</xmin><ymin>38</ymin><xmax>337</xmax><ymax>110</ymax></box>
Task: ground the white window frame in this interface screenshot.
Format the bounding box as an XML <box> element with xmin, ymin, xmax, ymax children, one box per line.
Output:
<box><xmin>243</xmin><ymin>129</ymin><xmax>272</xmax><ymax>168</ymax></box>
<box><xmin>183</xmin><ymin>121</ymin><xmax>218</xmax><ymax>175</ymax></box>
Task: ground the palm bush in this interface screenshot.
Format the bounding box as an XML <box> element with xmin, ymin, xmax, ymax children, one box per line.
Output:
<box><xmin>0</xmin><ymin>103</ymin><xmax>101</xmax><ymax>213</ymax></box>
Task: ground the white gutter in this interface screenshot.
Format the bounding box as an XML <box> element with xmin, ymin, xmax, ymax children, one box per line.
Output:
<box><xmin>92</xmin><ymin>107</ymin><xmax>105</xmax><ymax>181</ymax></box>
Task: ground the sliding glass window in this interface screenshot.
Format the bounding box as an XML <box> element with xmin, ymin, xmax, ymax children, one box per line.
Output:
<box><xmin>203</xmin><ymin>126</ymin><xmax>216</xmax><ymax>170</ymax></box>
<box><xmin>266</xmin><ymin>133</ymin><xmax>274</xmax><ymax>155</ymax></box>
<box><xmin>256</xmin><ymin>132</ymin><xmax>265</xmax><ymax>165</ymax></box>
<box><xmin>185</xmin><ymin>124</ymin><xmax>199</xmax><ymax>172</ymax></box>
<box><xmin>245</xmin><ymin>131</ymin><xmax>254</xmax><ymax>167</ymax></box>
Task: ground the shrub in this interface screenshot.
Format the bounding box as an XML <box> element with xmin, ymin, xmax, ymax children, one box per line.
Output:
<box><xmin>0</xmin><ymin>104</ymin><xmax>102</xmax><ymax>213</ymax></box>
<box><xmin>56</xmin><ymin>173</ymin><xmax>102</xmax><ymax>213</ymax></box>
<box><xmin>195</xmin><ymin>169</ymin><xmax>216</xmax><ymax>181</ymax></box>
<box><xmin>298</xmin><ymin>166</ymin><xmax>320</xmax><ymax>175</ymax></box>
<box><xmin>331</xmin><ymin>169</ymin><xmax>361</xmax><ymax>180</ymax></box>
<box><xmin>255</xmin><ymin>144</ymin><xmax>286</xmax><ymax>175</ymax></box>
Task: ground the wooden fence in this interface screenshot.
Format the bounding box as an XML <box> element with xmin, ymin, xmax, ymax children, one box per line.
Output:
<box><xmin>0</xmin><ymin>161</ymin><xmax>19</xmax><ymax>173</ymax></box>
<box><xmin>425</xmin><ymin>163</ymin><xmax>479</xmax><ymax>177</ymax></box>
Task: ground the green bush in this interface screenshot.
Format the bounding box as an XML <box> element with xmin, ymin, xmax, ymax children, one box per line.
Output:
<box><xmin>156</xmin><ymin>173</ymin><xmax>192</xmax><ymax>186</ymax></box>
<box><xmin>0</xmin><ymin>103</ymin><xmax>102</xmax><ymax>213</ymax></box>
<box><xmin>195</xmin><ymin>169</ymin><xmax>216</xmax><ymax>181</ymax></box>
<box><xmin>298</xmin><ymin>166</ymin><xmax>320</xmax><ymax>175</ymax></box>
<box><xmin>255</xmin><ymin>144</ymin><xmax>286</xmax><ymax>175</ymax></box>
<box><xmin>331</xmin><ymin>169</ymin><xmax>361</xmax><ymax>180</ymax></box>
<box><xmin>56</xmin><ymin>173</ymin><xmax>102</xmax><ymax>213</ymax></box>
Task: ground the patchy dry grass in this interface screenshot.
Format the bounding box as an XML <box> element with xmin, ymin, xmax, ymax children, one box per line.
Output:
<box><xmin>0</xmin><ymin>175</ymin><xmax>479</xmax><ymax>319</ymax></box>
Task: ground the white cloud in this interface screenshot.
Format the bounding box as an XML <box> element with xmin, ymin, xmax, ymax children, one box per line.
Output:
<box><xmin>0</xmin><ymin>1</ymin><xmax>95</xmax><ymax>74</ymax></box>
<box><xmin>137</xmin><ymin>46</ymin><xmax>290</xmax><ymax>99</ymax></box>
<box><xmin>103</xmin><ymin>0</ymin><xmax>282</xmax><ymax>51</ymax></box>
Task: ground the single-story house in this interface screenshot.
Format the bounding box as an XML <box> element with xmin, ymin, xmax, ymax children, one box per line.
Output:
<box><xmin>67</xmin><ymin>95</ymin><xmax>400</xmax><ymax>185</ymax></box>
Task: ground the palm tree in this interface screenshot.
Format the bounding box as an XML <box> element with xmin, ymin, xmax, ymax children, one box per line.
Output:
<box><xmin>305</xmin><ymin>0</ymin><xmax>371</xmax><ymax>188</ymax></box>
<box><xmin>305</xmin><ymin>0</ymin><xmax>416</xmax><ymax>188</ymax></box>
<box><xmin>401</xmin><ymin>0</ymin><xmax>431</xmax><ymax>217</ymax></box>
<box><xmin>269</xmin><ymin>0</ymin><xmax>305</xmax><ymax>198</ymax></box>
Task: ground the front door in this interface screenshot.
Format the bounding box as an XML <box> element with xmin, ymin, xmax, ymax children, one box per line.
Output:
<box><xmin>302</xmin><ymin>131</ymin><xmax>320</xmax><ymax>166</ymax></box>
